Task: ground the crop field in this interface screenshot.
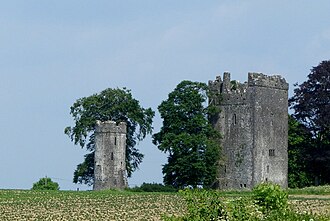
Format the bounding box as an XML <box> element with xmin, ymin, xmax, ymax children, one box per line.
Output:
<box><xmin>0</xmin><ymin>189</ymin><xmax>329</xmax><ymax>220</ymax></box>
<box><xmin>0</xmin><ymin>190</ymin><xmax>186</xmax><ymax>220</ymax></box>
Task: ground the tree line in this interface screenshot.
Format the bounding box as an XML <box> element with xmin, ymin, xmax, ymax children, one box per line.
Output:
<box><xmin>65</xmin><ymin>60</ymin><xmax>330</xmax><ymax>189</ymax></box>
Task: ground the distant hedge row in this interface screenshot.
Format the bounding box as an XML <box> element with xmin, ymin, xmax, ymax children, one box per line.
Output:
<box><xmin>128</xmin><ymin>183</ymin><xmax>177</xmax><ymax>192</ymax></box>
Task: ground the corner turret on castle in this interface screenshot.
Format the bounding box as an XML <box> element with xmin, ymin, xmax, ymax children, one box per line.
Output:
<box><xmin>93</xmin><ymin>120</ymin><xmax>127</xmax><ymax>190</ymax></box>
<box><xmin>209</xmin><ymin>72</ymin><xmax>288</xmax><ymax>189</ymax></box>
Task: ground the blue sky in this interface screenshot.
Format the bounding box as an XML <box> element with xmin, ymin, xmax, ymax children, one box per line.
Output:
<box><xmin>0</xmin><ymin>1</ymin><xmax>329</xmax><ymax>190</ymax></box>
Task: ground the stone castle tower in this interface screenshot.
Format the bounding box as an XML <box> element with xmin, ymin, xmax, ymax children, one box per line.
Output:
<box><xmin>209</xmin><ymin>72</ymin><xmax>288</xmax><ymax>189</ymax></box>
<box><xmin>93</xmin><ymin>120</ymin><xmax>127</xmax><ymax>190</ymax></box>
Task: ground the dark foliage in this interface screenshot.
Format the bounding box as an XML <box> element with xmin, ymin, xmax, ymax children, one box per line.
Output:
<box><xmin>129</xmin><ymin>182</ymin><xmax>177</xmax><ymax>192</ymax></box>
<box><xmin>289</xmin><ymin>60</ymin><xmax>330</xmax><ymax>185</ymax></box>
<box><xmin>288</xmin><ymin>115</ymin><xmax>314</xmax><ymax>188</ymax></box>
<box><xmin>289</xmin><ymin>60</ymin><xmax>330</xmax><ymax>139</ymax></box>
<box><xmin>73</xmin><ymin>152</ymin><xmax>94</xmax><ymax>185</ymax></box>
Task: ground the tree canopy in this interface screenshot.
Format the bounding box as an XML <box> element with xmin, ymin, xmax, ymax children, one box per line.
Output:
<box><xmin>32</xmin><ymin>177</ymin><xmax>60</xmax><ymax>190</ymax></box>
<box><xmin>289</xmin><ymin>60</ymin><xmax>330</xmax><ymax>185</ymax></box>
<box><xmin>289</xmin><ymin>60</ymin><xmax>330</xmax><ymax>140</ymax></box>
<box><xmin>153</xmin><ymin>80</ymin><xmax>221</xmax><ymax>189</ymax></box>
<box><xmin>65</xmin><ymin>88</ymin><xmax>154</xmax><ymax>185</ymax></box>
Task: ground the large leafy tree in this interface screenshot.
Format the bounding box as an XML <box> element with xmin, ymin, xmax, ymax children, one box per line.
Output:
<box><xmin>289</xmin><ymin>60</ymin><xmax>330</xmax><ymax>138</ymax></box>
<box><xmin>65</xmin><ymin>88</ymin><xmax>154</xmax><ymax>185</ymax></box>
<box><xmin>289</xmin><ymin>60</ymin><xmax>330</xmax><ymax>184</ymax></box>
<box><xmin>153</xmin><ymin>80</ymin><xmax>221</xmax><ymax>189</ymax></box>
<box><xmin>288</xmin><ymin>115</ymin><xmax>313</xmax><ymax>188</ymax></box>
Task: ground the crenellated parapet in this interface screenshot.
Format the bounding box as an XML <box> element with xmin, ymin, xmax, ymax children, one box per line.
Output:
<box><xmin>95</xmin><ymin>120</ymin><xmax>127</xmax><ymax>134</ymax></box>
<box><xmin>248</xmin><ymin>72</ymin><xmax>288</xmax><ymax>90</ymax></box>
<box><xmin>209</xmin><ymin>73</ymin><xmax>248</xmax><ymax>105</ymax></box>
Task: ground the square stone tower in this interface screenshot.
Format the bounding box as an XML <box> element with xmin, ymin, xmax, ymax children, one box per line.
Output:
<box><xmin>93</xmin><ymin>120</ymin><xmax>127</xmax><ymax>190</ymax></box>
<box><xmin>209</xmin><ymin>72</ymin><xmax>288</xmax><ymax>189</ymax></box>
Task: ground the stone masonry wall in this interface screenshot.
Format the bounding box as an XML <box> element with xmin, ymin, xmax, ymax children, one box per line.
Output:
<box><xmin>93</xmin><ymin>120</ymin><xmax>127</xmax><ymax>190</ymax></box>
<box><xmin>209</xmin><ymin>72</ymin><xmax>288</xmax><ymax>189</ymax></box>
<box><xmin>249</xmin><ymin>73</ymin><xmax>288</xmax><ymax>188</ymax></box>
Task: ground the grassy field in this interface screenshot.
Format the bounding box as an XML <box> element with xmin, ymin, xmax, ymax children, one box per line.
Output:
<box><xmin>0</xmin><ymin>188</ymin><xmax>329</xmax><ymax>220</ymax></box>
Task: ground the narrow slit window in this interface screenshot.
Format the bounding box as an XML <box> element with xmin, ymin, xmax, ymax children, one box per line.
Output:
<box><xmin>114</xmin><ymin>137</ymin><xmax>117</xmax><ymax>146</ymax></box>
<box><xmin>267</xmin><ymin>165</ymin><xmax>269</xmax><ymax>173</ymax></box>
<box><xmin>111</xmin><ymin>152</ymin><xmax>114</xmax><ymax>160</ymax></box>
<box><xmin>269</xmin><ymin>149</ymin><xmax>275</xmax><ymax>157</ymax></box>
<box><xmin>233</xmin><ymin>114</ymin><xmax>237</xmax><ymax>125</ymax></box>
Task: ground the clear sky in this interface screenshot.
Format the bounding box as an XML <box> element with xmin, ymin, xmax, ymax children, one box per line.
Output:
<box><xmin>1</xmin><ymin>1</ymin><xmax>329</xmax><ymax>190</ymax></box>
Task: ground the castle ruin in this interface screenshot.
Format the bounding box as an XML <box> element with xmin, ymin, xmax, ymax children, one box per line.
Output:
<box><xmin>209</xmin><ymin>72</ymin><xmax>288</xmax><ymax>189</ymax></box>
<box><xmin>93</xmin><ymin>120</ymin><xmax>127</xmax><ymax>190</ymax></box>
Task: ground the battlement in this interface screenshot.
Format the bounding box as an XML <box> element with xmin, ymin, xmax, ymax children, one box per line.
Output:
<box><xmin>95</xmin><ymin>120</ymin><xmax>127</xmax><ymax>134</ymax></box>
<box><xmin>248</xmin><ymin>72</ymin><xmax>288</xmax><ymax>90</ymax></box>
<box><xmin>209</xmin><ymin>72</ymin><xmax>288</xmax><ymax>93</ymax></box>
<box><xmin>209</xmin><ymin>73</ymin><xmax>248</xmax><ymax>105</ymax></box>
<box><xmin>209</xmin><ymin>73</ymin><xmax>247</xmax><ymax>92</ymax></box>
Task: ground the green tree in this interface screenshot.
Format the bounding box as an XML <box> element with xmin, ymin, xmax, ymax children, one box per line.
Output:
<box><xmin>32</xmin><ymin>177</ymin><xmax>60</xmax><ymax>190</ymax></box>
<box><xmin>153</xmin><ymin>80</ymin><xmax>221</xmax><ymax>189</ymax></box>
<box><xmin>289</xmin><ymin>60</ymin><xmax>330</xmax><ymax>184</ymax></box>
<box><xmin>288</xmin><ymin>115</ymin><xmax>313</xmax><ymax>188</ymax></box>
<box><xmin>289</xmin><ymin>60</ymin><xmax>330</xmax><ymax>139</ymax></box>
<box><xmin>65</xmin><ymin>88</ymin><xmax>154</xmax><ymax>185</ymax></box>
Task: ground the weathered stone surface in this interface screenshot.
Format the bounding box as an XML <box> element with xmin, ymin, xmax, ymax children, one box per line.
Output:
<box><xmin>209</xmin><ymin>72</ymin><xmax>288</xmax><ymax>189</ymax></box>
<box><xmin>93</xmin><ymin>120</ymin><xmax>127</xmax><ymax>190</ymax></box>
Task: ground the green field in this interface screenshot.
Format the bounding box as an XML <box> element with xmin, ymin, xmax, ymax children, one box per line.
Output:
<box><xmin>0</xmin><ymin>190</ymin><xmax>185</xmax><ymax>220</ymax></box>
<box><xmin>0</xmin><ymin>189</ymin><xmax>329</xmax><ymax>220</ymax></box>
